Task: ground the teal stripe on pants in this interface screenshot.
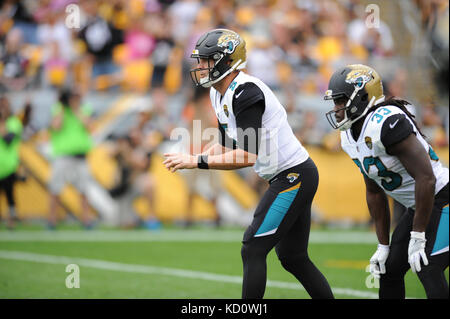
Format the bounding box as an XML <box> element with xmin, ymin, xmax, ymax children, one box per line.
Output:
<box><xmin>254</xmin><ymin>188</ymin><xmax>299</xmax><ymax>237</ymax></box>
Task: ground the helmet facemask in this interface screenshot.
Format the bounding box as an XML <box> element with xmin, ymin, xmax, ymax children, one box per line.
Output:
<box><xmin>190</xmin><ymin>52</ymin><xmax>233</xmax><ymax>88</ymax></box>
<box><xmin>324</xmin><ymin>93</ymin><xmax>352</xmax><ymax>130</ymax></box>
<box><xmin>325</xmin><ymin>86</ymin><xmax>376</xmax><ymax>131</ymax></box>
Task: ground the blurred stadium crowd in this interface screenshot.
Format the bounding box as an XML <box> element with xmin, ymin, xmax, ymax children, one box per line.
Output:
<box><xmin>0</xmin><ymin>0</ymin><xmax>449</xmax><ymax>228</ymax></box>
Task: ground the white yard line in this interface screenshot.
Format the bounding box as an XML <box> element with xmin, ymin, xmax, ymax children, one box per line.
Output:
<box><xmin>0</xmin><ymin>230</ymin><xmax>378</xmax><ymax>243</ymax></box>
<box><xmin>0</xmin><ymin>250</ymin><xmax>385</xmax><ymax>299</ymax></box>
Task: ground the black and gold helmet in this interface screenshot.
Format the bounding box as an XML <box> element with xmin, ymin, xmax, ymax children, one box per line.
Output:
<box><xmin>324</xmin><ymin>64</ymin><xmax>385</xmax><ymax>130</ymax></box>
<box><xmin>190</xmin><ymin>29</ymin><xmax>246</xmax><ymax>88</ymax></box>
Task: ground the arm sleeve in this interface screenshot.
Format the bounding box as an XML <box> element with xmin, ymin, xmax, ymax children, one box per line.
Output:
<box><xmin>381</xmin><ymin>114</ymin><xmax>414</xmax><ymax>151</ymax></box>
<box><xmin>218</xmin><ymin>120</ymin><xmax>237</xmax><ymax>150</ymax></box>
<box><xmin>232</xmin><ymin>83</ymin><xmax>266</xmax><ymax>154</ymax></box>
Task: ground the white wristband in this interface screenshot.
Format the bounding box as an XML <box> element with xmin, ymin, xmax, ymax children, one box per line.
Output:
<box><xmin>410</xmin><ymin>231</ymin><xmax>426</xmax><ymax>240</ymax></box>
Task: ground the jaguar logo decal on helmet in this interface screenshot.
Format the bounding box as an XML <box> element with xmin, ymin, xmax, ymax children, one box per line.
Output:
<box><xmin>217</xmin><ymin>32</ymin><xmax>240</xmax><ymax>54</ymax></box>
<box><xmin>345</xmin><ymin>70</ymin><xmax>374</xmax><ymax>88</ymax></box>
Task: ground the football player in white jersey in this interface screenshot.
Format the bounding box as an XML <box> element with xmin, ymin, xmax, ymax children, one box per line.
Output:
<box><xmin>324</xmin><ymin>64</ymin><xmax>449</xmax><ymax>299</ymax></box>
<box><xmin>164</xmin><ymin>29</ymin><xmax>334</xmax><ymax>299</ymax></box>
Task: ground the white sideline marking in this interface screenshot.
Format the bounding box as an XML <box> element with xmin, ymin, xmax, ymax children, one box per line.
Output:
<box><xmin>0</xmin><ymin>230</ymin><xmax>378</xmax><ymax>243</ymax></box>
<box><xmin>0</xmin><ymin>250</ymin><xmax>382</xmax><ymax>299</ymax></box>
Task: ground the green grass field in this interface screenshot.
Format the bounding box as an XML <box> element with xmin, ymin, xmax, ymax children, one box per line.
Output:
<box><xmin>0</xmin><ymin>224</ymin><xmax>447</xmax><ymax>299</ymax></box>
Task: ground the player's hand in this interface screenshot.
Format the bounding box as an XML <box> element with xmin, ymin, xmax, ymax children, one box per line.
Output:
<box><xmin>163</xmin><ymin>153</ymin><xmax>197</xmax><ymax>172</ymax></box>
<box><xmin>369</xmin><ymin>244</ymin><xmax>390</xmax><ymax>278</ymax></box>
<box><xmin>408</xmin><ymin>231</ymin><xmax>428</xmax><ymax>273</ymax></box>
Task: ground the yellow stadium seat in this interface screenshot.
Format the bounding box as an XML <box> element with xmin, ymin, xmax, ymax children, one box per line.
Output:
<box><xmin>113</xmin><ymin>44</ymin><xmax>130</xmax><ymax>65</ymax></box>
<box><xmin>350</xmin><ymin>43</ymin><xmax>369</xmax><ymax>61</ymax></box>
<box><xmin>74</xmin><ymin>38</ymin><xmax>87</xmax><ymax>55</ymax></box>
<box><xmin>128</xmin><ymin>0</ymin><xmax>146</xmax><ymax>18</ymax></box>
<box><xmin>164</xmin><ymin>47</ymin><xmax>183</xmax><ymax>94</ymax></box>
<box><xmin>122</xmin><ymin>59</ymin><xmax>153</xmax><ymax>92</ymax></box>
<box><xmin>0</xmin><ymin>17</ymin><xmax>13</xmax><ymax>34</ymax></box>
<box><xmin>95</xmin><ymin>74</ymin><xmax>114</xmax><ymax>91</ymax></box>
<box><xmin>87</xmin><ymin>145</ymin><xmax>118</xmax><ymax>189</ymax></box>
<box><xmin>236</xmin><ymin>7</ymin><xmax>254</xmax><ymax>26</ymax></box>
<box><xmin>47</xmin><ymin>65</ymin><xmax>67</xmax><ymax>87</ymax></box>
<box><xmin>277</xmin><ymin>61</ymin><xmax>293</xmax><ymax>85</ymax></box>
<box><xmin>315</xmin><ymin>36</ymin><xmax>343</xmax><ymax>62</ymax></box>
<box><xmin>21</xmin><ymin>45</ymin><xmax>44</xmax><ymax>77</ymax></box>
<box><xmin>72</xmin><ymin>60</ymin><xmax>91</xmax><ymax>92</ymax></box>
<box><xmin>113</xmin><ymin>10</ymin><xmax>130</xmax><ymax>30</ymax></box>
<box><xmin>98</xmin><ymin>3</ymin><xmax>114</xmax><ymax>22</ymax></box>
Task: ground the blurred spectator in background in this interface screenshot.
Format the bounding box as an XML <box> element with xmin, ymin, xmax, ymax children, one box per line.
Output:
<box><xmin>124</xmin><ymin>15</ymin><xmax>154</xmax><ymax>62</ymax></box>
<box><xmin>421</xmin><ymin>99</ymin><xmax>449</xmax><ymax>148</ymax></box>
<box><xmin>180</xmin><ymin>87</ymin><xmax>221</xmax><ymax>228</ymax></box>
<box><xmin>415</xmin><ymin>0</ymin><xmax>449</xmax><ymax>100</ymax></box>
<box><xmin>0</xmin><ymin>0</ymin><xmax>437</xmax><ymax>106</ymax></box>
<box><xmin>384</xmin><ymin>68</ymin><xmax>408</xmax><ymax>98</ymax></box>
<box><xmin>17</xmin><ymin>95</ymin><xmax>35</xmax><ymax>140</ymax></box>
<box><xmin>384</xmin><ymin>68</ymin><xmax>418</xmax><ymax>120</ymax></box>
<box><xmin>108</xmin><ymin>121</ymin><xmax>161</xmax><ymax>230</ymax></box>
<box><xmin>0</xmin><ymin>27</ymin><xmax>29</xmax><ymax>92</ymax></box>
<box><xmin>168</xmin><ymin>0</ymin><xmax>201</xmax><ymax>45</ymax></box>
<box><xmin>0</xmin><ymin>0</ymin><xmax>38</xmax><ymax>44</ymax></box>
<box><xmin>245</xmin><ymin>170</ymin><xmax>268</xmax><ymax>199</ymax></box>
<box><xmin>47</xmin><ymin>87</ymin><xmax>95</xmax><ymax>229</ymax></box>
<box><xmin>181</xmin><ymin>4</ymin><xmax>213</xmax><ymax>91</ymax></box>
<box><xmin>78</xmin><ymin>0</ymin><xmax>123</xmax><ymax>83</ymax></box>
<box><xmin>0</xmin><ymin>95</ymin><xmax>23</xmax><ymax>229</ymax></box>
<box><xmin>295</xmin><ymin>110</ymin><xmax>326</xmax><ymax>146</ymax></box>
<box><xmin>149</xmin><ymin>11</ymin><xmax>174</xmax><ymax>116</ymax></box>
<box><xmin>289</xmin><ymin>39</ymin><xmax>320</xmax><ymax>94</ymax></box>
<box><xmin>347</xmin><ymin>3</ymin><xmax>394</xmax><ymax>58</ymax></box>
<box><xmin>43</xmin><ymin>41</ymin><xmax>69</xmax><ymax>88</ymax></box>
<box><xmin>246</xmin><ymin>33</ymin><xmax>282</xmax><ymax>91</ymax></box>
<box><xmin>36</xmin><ymin>2</ymin><xmax>73</xmax><ymax>61</ymax></box>
<box><xmin>108</xmin><ymin>135</ymin><xmax>139</xmax><ymax>228</ymax></box>
<box><xmin>117</xmin><ymin>109</ymin><xmax>161</xmax><ymax>229</ymax></box>
<box><xmin>144</xmin><ymin>90</ymin><xmax>176</xmax><ymax>141</ymax></box>
<box><xmin>35</xmin><ymin>1</ymin><xmax>73</xmax><ymax>88</ymax></box>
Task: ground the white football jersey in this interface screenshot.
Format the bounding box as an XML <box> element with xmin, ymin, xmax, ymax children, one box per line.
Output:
<box><xmin>210</xmin><ymin>71</ymin><xmax>309</xmax><ymax>180</ymax></box>
<box><xmin>341</xmin><ymin>104</ymin><xmax>449</xmax><ymax>209</ymax></box>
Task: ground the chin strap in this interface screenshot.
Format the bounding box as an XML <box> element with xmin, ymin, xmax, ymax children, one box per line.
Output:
<box><xmin>201</xmin><ymin>59</ymin><xmax>245</xmax><ymax>88</ymax></box>
<box><xmin>338</xmin><ymin>95</ymin><xmax>386</xmax><ymax>131</ymax></box>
